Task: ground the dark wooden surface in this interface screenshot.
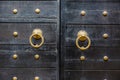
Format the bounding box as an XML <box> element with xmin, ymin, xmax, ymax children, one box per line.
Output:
<box><xmin>0</xmin><ymin>68</ymin><xmax>56</xmax><ymax>80</ymax></box>
<box><xmin>64</xmin><ymin>47</ymin><xmax>120</xmax><ymax>70</ymax></box>
<box><xmin>0</xmin><ymin>1</ymin><xmax>57</xmax><ymax>18</ymax></box>
<box><xmin>65</xmin><ymin>25</ymin><xmax>120</xmax><ymax>47</ymax></box>
<box><xmin>0</xmin><ymin>49</ymin><xmax>57</xmax><ymax>68</ymax></box>
<box><xmin>64</xmin><ymin>70</ymin><xmax>120</xmax><ymax>80</ymax></box>
<box><xmin>0</xmin><ymin>0</ymin><xmax>59</xmax><ymax>80</ymax></box>
<box><xmin>0</xmin><ymin>23</ymin><xmax>57</xmax><ymax>44</ymax></box>
<box><xmin>0</xmin><ymin>0</ymin><xmax>120</xmax><ymax>80</ymax></box>
<box><xmin>61</xmin><ymin>0</ymin><xmax>120</xmax><ymax>80</ymax></box>
<box><xmin>0</xmin><ymin>1</ymin><xmax>58</xmax><ymax>22</ymax></box>
<box><xmin>62</xmin><ymin>2</ymin><xmax>120</xmax><ymax>24</ymax></box>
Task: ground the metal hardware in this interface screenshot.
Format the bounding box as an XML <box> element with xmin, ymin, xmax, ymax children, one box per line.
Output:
<box><xmin>34</xmin><ymin>76</ymin><xmax>40</xmax><ymax>80</ymax></box>
<box><xmin>34</xmin><ymin>54</ymin><xmax>40</xmax><ymax>60</ymax></box>
<box><xmin>103</xmin><ymin>33</ymin><xmax>109</xmax><ymax>39</ymax></box>
<box><xmin>13</xmin><ymin>9</ymin><xmax>18</xmax><ymax>14</ymax></box>
<box><xmin>35</xmin><ymin>8</ymin><xmax>40</xmax><ymax>14</ymax></box>
<box><xmin>80</xmin><ymin>56</ymin><xmax>86</xmax><ymax>61</ymax></box>
<box><xmin>13</xmin><ymin>32</ymin><xmax>18</xmax><ymax>37</ymax></box>
<box><xmin>12</xmin><ymin>54</ymin><xmax>18</xmax><ymax>60</ymax></box>
<box><xmin>76</xmin><ymin>30</ymin><xmax>91</xmax><ymax>50</ymax></box>
<box><xmin>29</xmin><ymin>29</ymin><xmax>44</xmax><ymax>48</ymax></box>
<box><xmin>12</xmin><ymin>76</ymin><xmax>17</xmax><ymax>80</ymax></box>
<box><xmin>103</xmin><ymin>11</ymin><xmax>108</xmax><ymax>16</ymax></box>
<box><xmin>103</xmin><ymin>56</ymin><xmax>109</xmax><ymax>61</ymax></box>
<box><xmin>80</xmin><ymin>10</ymin><xmax>86</xmax><ymax>16</ymax></box>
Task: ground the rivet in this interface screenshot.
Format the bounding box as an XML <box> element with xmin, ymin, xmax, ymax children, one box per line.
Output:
<box><xmin>12</xmin><ymin>76</ymin><xmax>17</xmax><ymax>80</ymax></box>
<box><xmin>103</xmin><ymin>33</ymin><xmax>109</xmax><ymax>39</ymax></box>
<box><xmin>35</xmin><ymin>8</ymin><xmax>40</xmax><ymax>14</ymax></box>
<box><xmin>12</xmin><ymin>54</ymin><xmax>18</xmax><ymax>60</ymax></box>
<box><xmin>103</xmin><ymin>11</ymin><xmax>108</xmax><ymax>16</ymax></box>
<box><xmin>34</xmin><ymin>54</ymin><xmax>40</xmax><ymax>60</ymax></box>
<box><xmin>80</xmin><ymin>56</ymin><xmax>86</xmax><ymax>61</ymax></box>
<box><xmin>34</xmin><ymin>76</ymin><xmax>40</xmax><ymax>80</ymax></box>
<box><xmin>13</xmin><ymin>32</ymin><xmax>18</xmax><ymax>37</ymax></box>
<box><xmin>103</xmin><ymin>56</ymin><xmax>109</xmax><ymax>61</ymax></box>
<box><xmin>80</xmin><ymin>10</ymin><xmax>86</xmax><ymax>16</ymax></box>
<box><xmin>13</xmin><ymin>9</ymin><xmax>18</xmax><ymax>14</ymax></box>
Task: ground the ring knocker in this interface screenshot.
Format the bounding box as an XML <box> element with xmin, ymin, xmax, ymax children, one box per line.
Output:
<box><xmin>76</xmin><ymin>30</ymin><xmax>91</xmax><ymax>50</ymax></box>
<box><xmin>29</xmin><ymin>29</ymin><xmax>44</xmax><ymax>48</ymax></box>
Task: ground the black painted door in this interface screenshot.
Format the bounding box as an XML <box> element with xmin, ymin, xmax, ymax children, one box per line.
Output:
<box><xmin>0</xmin><ymin>1</ymin><xmax>59</xmax><ymax>80</ymax></box>
<box><xmin>0</xmin><ymin>0</ymin><xmax>120</xmax><ymax>80</ymax></box>
<box><xmin>61</xmin><ymin>0</ymin><xmax>120</xmax><ymax>80</ymax></box>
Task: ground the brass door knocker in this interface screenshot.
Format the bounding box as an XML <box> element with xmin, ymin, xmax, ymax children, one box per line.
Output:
<box><xmin>76</xmin><ymin>30</ymin><xmax>91</xmax><ymax>50</ymax></box>
<box><xmin>29</xmin><ymin>29</ymin><xmax>44</xmax><ymax>48</ymax></box>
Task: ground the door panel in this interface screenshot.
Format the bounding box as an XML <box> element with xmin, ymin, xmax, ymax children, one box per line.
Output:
<box><xmin>62</xmin><ymin>2</ymin><xmax>120</xmax><ymax>24</ymax></box>
<box><xmin>0</xmin><ymin>1</ymin><xmax>57</xmax><ymax>18</ymax></box>
<box><xmin>0</xmin><ymin>23</ymin><xmax>57</xmax><ymax>45</ymax></box>
<box><xmin>0</xmin><ymin>68</ymin><xmax>57</xmax><ymax>80</ymax></box>
<box><xmin>64</xmin><ymin>71</ymin><xmax>120</xmax><ymax>80</ymax></box>
<box><xmin>0</xmin><ymin>44</ymin><xmax>56</xmax><ymax>51</ymax></box>
<box><xmin>65</xmin><ymin>25</ymin><xmax>120</xmax><ymax>47</ymax></box>
<box><xmin>61</xmin><ymin>0</ymin><xmax>120</xmax><ymax>80</ymax></box>
<box><xmin>0</xmin><ymin>50</ymin><xmax>57</xmax><ymax>68</ymax></box>
<box><xmin>0</xmin><ymin>0</ymin><xmax>59</xmax><ymax>80</ymax></box>
<box><xmin>64</xmin><ymin>47</ymin><xmax>120</xmax><ymax>70</ymax></box>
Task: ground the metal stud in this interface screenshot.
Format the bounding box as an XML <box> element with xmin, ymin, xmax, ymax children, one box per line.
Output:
<box><xmin>80</xmin><ymin>10</ymin><xmax>86</xmax><ymax>16</ymax></box>
<box><xmin>12</xmin><ymin>54</ymin><xmax>18</xmax><ymax>60</ymax></box>
<box><xmin>34</xmin><ymin>54</ymin><xmax>40</xmax><ymax>60</ymax></box>
<box><xmin>103</xmin><ymin>11</ymin><xmax>108</xmax><ymax>16</ymax></box>
<box><xmin>103</xmin><ymin>33</ymin><xmax>109</xmax><ymax>39</ymax></box>
<box><xmin>34</xmin><ymin>76</ymin><xmax>40</xmax><ymax>80</ymax></box>
<box><xmin>13</xmin><ymin>9</ymin><xmax>18</xmax><ymax>14</ymax></box>
<box><xmin>13</xmin><ymin>31</ymin><xmax>18</xmax><ymax>37</ymax></box>
<box><xmin>80</xmin><ymin>56</ymin><xmax>86</xmax><ymax>61</ymax></box>
<box><xmin>12</xmin><ymin>76</ymin><xmax>17</xmax><ymax>80</ymax></box>
<box><xmin>103</xmin><ymin>56</ymin><xmax>109</xmax><ymax>61</ymax></box>
<box><xmin>35</xmin><ymin>8</ymin><xmax>40</xmax><ymax>14</ymax></box>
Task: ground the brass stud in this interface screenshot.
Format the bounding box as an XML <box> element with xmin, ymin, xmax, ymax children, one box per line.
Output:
<box><xmin>103</xmin><ymin>11</ymin><xmax>108</xmax><ymax>16</ymax></box>
<box><xmin>80</xmin><ymin>56</ymin><xmax>86</xmax><ymax>61</ymax></box>
<box><xmin>12</xmin><ymin>54</ymin><xmax>18</xmax><ymax>60</ymax></box>
<box><xmin>103</xmin><ymin>56</ymin><xmax>109</xmax><ymax>61</ymax></box>
<box><xmin>34</xmin><ymin>54</ymin><xmax>40</xmax><ymax>60</ymax></box>
<box><xmin>13</xmin><ymin>9</ymin><xmax>18</xmax><ymax>14</ymax></box>
<box><xmin>12</xmin><ymin>76</ymin><xmax>17</xmax><ymax>80</ymax></box>
<box><xmin>34</xmin><ymin>76</ymin><xmax>40</xmax><ymax>80</ymax></box>
<box><xmin>13</xmin><ymin>32</ymin><xmax>18</xmax><ymax>37</ymax></box>
<box><xmin>35</xmin><ymin>8</ymin><xmax>40</xmax><ymax>14</ymax></box>
<box><xmin>103</xmin><ymin>33</ymin><xmax>109</xmax><ymax>39</ymax></box>
<box><xmin>80</xmin><ymin>10</ymin><xmax>86</xmax><ymax>16</ymax></box>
